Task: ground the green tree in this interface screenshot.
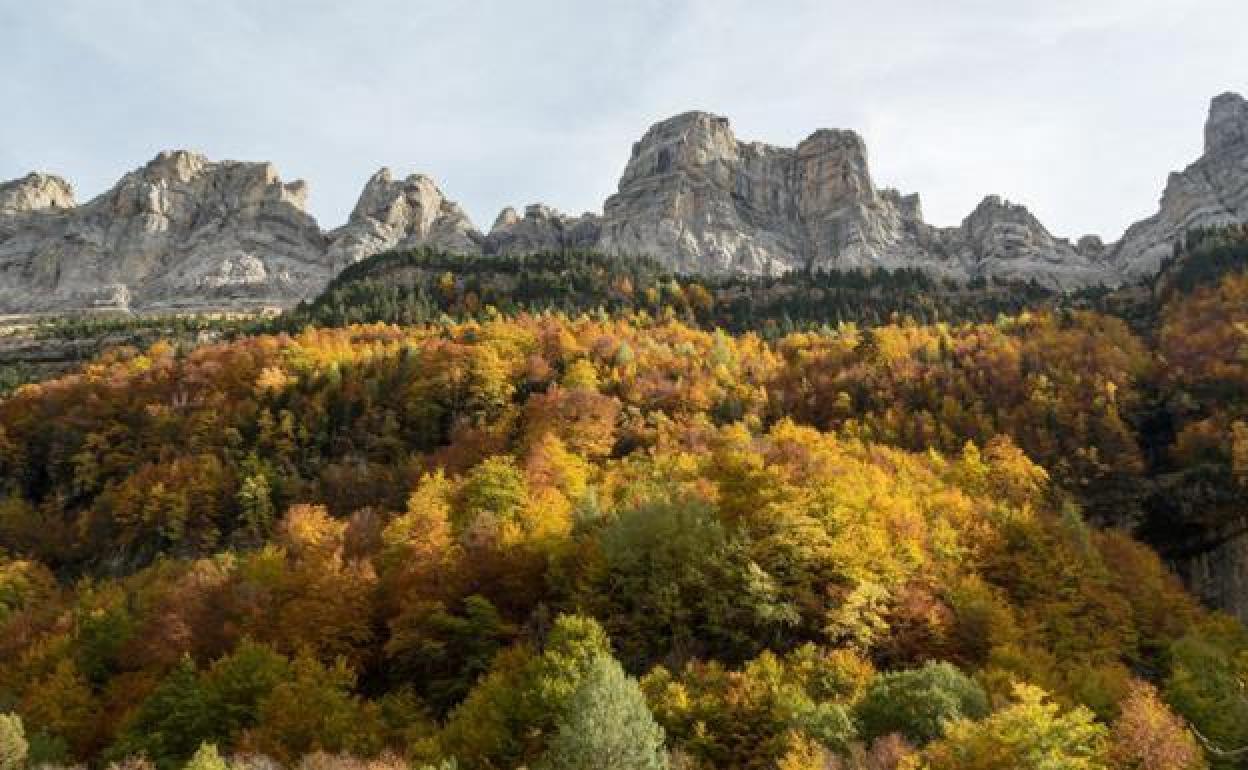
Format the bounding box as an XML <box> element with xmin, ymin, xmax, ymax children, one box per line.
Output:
<box><xmin>854</xmin><ymin>661</ymin><xmax>989</xmax><ymax>745</ymax></box>
<box><xmin>537</xmin><ymin>654</ymin><xmax>667</xmax><ymax>770</ymax></box>
<box><xmin>592</xmin><ymin>498</ymin><xmax>797</xmax><ymax>669</ymax></box>
<box><xmin>248</xmin><ymin>651</ymin><xmax>383</xmax><ymax>762</ymax></box>
<box><xmin>440</xmin><ymin>614</ymin><xmax>614</xmax><ymax>770</ymax></box>
<box><xmin>202</xmin><ymin>640</ymin><xmax>292</xmax><ymax>742</ymax></box>
<box><xmin>1164</xmin><ymin>628</ymin><xmax>1248</xmax><ymax>754</ymax></box>
<box><xmin>457</xmin><ymin>456</ymin><xmax>528</xmax><ymax>532</ymax></box>
<box><xmin>385</xmin><ymin>595</ymin><xmax>516</xmax><ymax>714</ymax></box>
<box><xmin>108</xmin><ymin>657</ymin><xmax>215</xmax><ymax>769</ymax></box>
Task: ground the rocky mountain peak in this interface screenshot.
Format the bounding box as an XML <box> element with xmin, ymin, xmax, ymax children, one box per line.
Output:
<box><xmin>326</xmin><ymin>168</ymin><xmax>482</xmax><ymax>270</ymax></box>
<box><xmin>349</xmin><ymin>168</ymin><xmax>448</xmax><ymax>229</ymax></box>
<box><xmin>492</xmin><ymin>206</ymin><xmax>520</xmax><ymax>231</ymax></box>
<box><xmin>1111</xmin><ymin>91</ymin><xmax>1248</xmax><ymax>280</ymax></box>
<box><xmin>963</xmin><ymin>195</ymin><xmax>1041</xmax><ymax>233</ymax></box>
<box><xmin>0</xmin><ymin>172</ymin><xmax>76</xmax><ymax>217</ymax></box>
<box><xmin>485</xmin><ymin>202</ymin><xmax>601</xmax><ymax>256</ymax></box>
<box><xmin>602</xmin><ymin>111</ymin><xmax>943</xmax><ymax>276</ymax></box>
<box><xmin>620</xmin><ymin>110</ymin><xmax>740</xmax><ymax>187</ymax></box>
<box><xmin>142</xmin><ymin>149</ymin><xmax>208</xmax><ymax>184</ymax></box>
<box><xmin>0</xmin><ymin>153</ymin><xmax>329</xmax><ymax>313</ymax></box>
<box><xmin>1204</xmin><ymin>91</ymin><xmax>1248</xmax><ymax>155</ymax></box>
<box><xmin>795</xmin><ymin>128</ymin><xmax>878</xmax><ymax>207</ymax></box>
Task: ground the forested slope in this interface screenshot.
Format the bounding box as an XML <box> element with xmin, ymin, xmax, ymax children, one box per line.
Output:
<box><xmin>0</xmin><ymin>230</ymin><xmax>1247</xmax><ymax>769</ymax></box>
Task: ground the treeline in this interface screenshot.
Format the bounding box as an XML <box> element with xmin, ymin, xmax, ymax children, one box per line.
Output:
<box><xmin>282</xmin><ymin>249</ymin><xmax>1062</xmax><ymax>334</ymax></box>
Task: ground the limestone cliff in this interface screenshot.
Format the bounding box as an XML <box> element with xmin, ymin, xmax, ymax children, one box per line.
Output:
<box><xmin>0</xmin><ymin>151</ymin><xmax>329</xmax><ymax>313</ymax></box>
<box><xmin>2</xmin><ymin>92</ymin><xmax>1247</xmax><ymax>312</ymax></box>
<box><xmin>595</xmin><ymin>111</ymin><xmax>1110</xmax><ymax>288</ymax></box>
<box><xmin>326</xmin><ymin>168</ymin><xmax>483</xmax><ymax>272</ymax></box>
<box><xmin>1110</xmin><ymin>92</ymin><xmax>1248</xmax><ymax>280</ymax></box>
<box><xmin>485</xmin><ymin>204</ymin><xmax>601</xmax><ymax>255</ymax></box>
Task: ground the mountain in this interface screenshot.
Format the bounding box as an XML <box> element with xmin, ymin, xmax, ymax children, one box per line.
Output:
<box><xmin>1110</xmin><ymin>92</ymin><xmax>1248</xmax><ymax>280</ymax></box>
<box><xmin>1</xmin><ymin>93</ymin><xmax>1246</xmax><ymax>313</ymax></box>
<box><xmin>0</xmin><ymin>151</ymin><xmax>328</xmax><ymax>313</ymax></box>
<box><xmin>325</xmin><ymin>167</ymin><xmax>483</xmax><ymax>272</ymax></box>
<box><xmin>595</xmin><ymin>112</ymin><xmax>1109</xmax><ymax>287</ymax></box>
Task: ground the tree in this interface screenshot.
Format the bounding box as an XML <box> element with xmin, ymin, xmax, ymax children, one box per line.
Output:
<box><xmin>17</xmin><ymin>658</ymin><xmax>95</xmax><ymax>758</ymax></box>
<box><xmin>591</xmin><ymin>498</ymin><xmax>797</xmax><ymax>669</ymax></box>
<box><xmin>536</xmin><ymin>654</ymin><xmax>668</xmax><ymax>770</ymax></box>
<box><xmin>384</xmin><ymin>595</ymin><xmax>516</xmax><ymax>714</ymax></box>
<box><xmin>924</xmin><ymin>683</ymin><xmax>1109</xmax><ymax>770</ymax></box>
<box><xmin>439</xmin><ymin>614</ymin><xmax>614</xmax><ymax>770</ymax></box>
<box><xmin>1109</xmin><ymin>681</ymin><xmax>1206</xmax><ymax>770</ymax></box>
<box><xmin>202</xmin><ymin>640</ymin><xmax>293</xmax><ymax>743</ymax></box>
<box><xmin>0</xmin><ymin>714</ymin><xmax>27</xmax><ymax>770</ymax></box>
<box><xmin>457</xmin><ymin>456</ymin><xmax>528</xmax><ymax>534</ymax></box>
<box><xmin>182</xmin><ymin>743</ymin><xmax>227</xmax><ymax>770</ymax></box>
<box><xmin>247</xmin><ymin>652</ymin><xmax>383</xmax><ymax>762</ymax></box>
<box><xmin>854</xmin><ymin>662</ymin><xmax>989</xmax><ymax>745</ymax></box>
<box><xmin>1164</xmin><ymin>626</ymin><xmax>1248</xmax><ymax>754</ymax></box>
<box><xmin>107</xmin><ymin>657</ymin><xmax>216</xmax><ymax>769</ymax></box>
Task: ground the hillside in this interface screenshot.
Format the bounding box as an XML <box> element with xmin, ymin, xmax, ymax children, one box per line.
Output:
<box><xmin>0</xmin><ymin>229</ymin><xmax>1247</xmax><ymax>768</ymax></box>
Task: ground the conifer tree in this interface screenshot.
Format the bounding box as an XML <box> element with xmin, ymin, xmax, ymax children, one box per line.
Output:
<box><xmin>537</xmin><ymin>654</ymin><xmax>668</xmax><ymax>770</ymax></box>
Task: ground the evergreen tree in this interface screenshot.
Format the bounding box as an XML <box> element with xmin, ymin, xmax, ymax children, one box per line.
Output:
<box><xmin>854</xmin><ymin>661</ymin><xmax>989</xmax><ymax>745</ymax></box>
<box><xmin>107</xmin><ymin>657</ymin><xmax>215</xmax><ymax>769</ymax></box>
<box><xmin>537</xmin><ymin>654</ymin><xmax>668</xmax><ymax>770</ymax></box>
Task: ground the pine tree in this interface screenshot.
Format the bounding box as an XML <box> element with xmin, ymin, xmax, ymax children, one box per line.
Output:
<box><xmin>537</xmin><ymin>654</ymin><xmax>668</xmax><ymax>770</ymax></box>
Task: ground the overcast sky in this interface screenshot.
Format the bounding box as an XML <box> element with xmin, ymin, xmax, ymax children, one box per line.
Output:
<box><xmin>2</xmin><ymin>0</ymin><xmax>1245</xmax><ymax>240</ymax></box>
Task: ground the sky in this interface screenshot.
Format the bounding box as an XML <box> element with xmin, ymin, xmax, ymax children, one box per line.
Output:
<box><xmin>2</xmin><ymin>0</ymin><xmax>1246</xmax><ymax>241</ymax></box>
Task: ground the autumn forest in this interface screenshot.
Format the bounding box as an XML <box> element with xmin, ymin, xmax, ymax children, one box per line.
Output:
<box><xmin>2</xmin><ymin>227</ymin><xmax>1248</xmax><ymax>770</ymax></box>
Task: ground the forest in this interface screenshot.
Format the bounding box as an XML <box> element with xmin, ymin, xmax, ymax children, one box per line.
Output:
<box><xmin>0</xmin><ymin>227</ymin><xmax>1247</xmax><ymax>769</ymax></box>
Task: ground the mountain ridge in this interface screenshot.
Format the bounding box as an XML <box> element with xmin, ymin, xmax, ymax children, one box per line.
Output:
<box><xmin>1</xmin><ymin>92</ymin><xmax>1245</xmax><ymax>313</ymax></box>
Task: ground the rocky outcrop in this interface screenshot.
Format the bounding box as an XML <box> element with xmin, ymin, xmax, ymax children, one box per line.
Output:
<box><xmin>326</xmin><ymin>169</ymin><xmax>483</xmax><ymax>271</ymax></box>
<box><xmin>1110</xmin><ymin>92</ymin><xmax>1248</xmax><ymax>280</ymax></box>
<box><xmin>941</xmin><ymin>195</ymin><xmax>1109</xmax><ymax>287</ymax></box>
<box><xmin>594</xmin><ymin>112</ymin><xmax>933</xmax><ymax>276</ymax></box>
<box><xmin>595</xmin><ymin>93</ymin><xmax>1248</xmax><ymax>288</ymax></box>
<box><xmin>597</xmin><ymin>112</ymin><xmax>797</xmax><ymax>274</ymax></box>
<box><xmin>1172</xmin><ymin>524</ymin><xmax>1248</xmax><ymax>624</ymax></box>
<box><xmin>485</xmin><ymin>204</ymin><xmax>601</xmax><ymax>255</ymax></box>
<box><xmin>595</xmin><ymin>111</ymin><xmax>1110</xmax><ymax>288</ymax></box>
<box><xmin>0</xmin><ymin>151</ymin><xmax>329</xmax><ymax>313</ymax></box>
<box><xmin>0</xmin><ymin>173</ymin><xmax>76</xmax><ymax>218</ymax></box>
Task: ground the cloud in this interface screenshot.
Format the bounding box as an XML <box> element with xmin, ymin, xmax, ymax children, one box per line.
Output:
<box><xmin>1</xmin><ymin>0</ymin><xmax>1245</xmax><ymax>241</ymax></box>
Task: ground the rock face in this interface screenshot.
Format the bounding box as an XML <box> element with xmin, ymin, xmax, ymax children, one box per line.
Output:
<box><xmin>941</xmin><ymin>195</ymin><xmax>1109</xmax><ymax>287</ymax></box>
<box><xmin>0</xmin><ymin>151</ymin><xmax>329</xmax><ymax>313</ymax></box>
<box><xmin>2</xmin><ymin>92</ymin><xmax>1246</xmax><ymax>312</ymax></box>
<box><xmin>485</xmin><ymin>204</ymin><xmax>601</xmax><ymax>255</ymax></box>
<box><xmin>1111</xmin><ymin>92</ymin><xmax>1248</xmax><ymax>280</ymax></box>
<box><xmin>327</xmin><ymin>169</ymin><xmax>483</xmax><ymax>271</ymax></box>
<box><xmin>0</xmin><ymin>173</ymin><xmax>76</xmax><ymax>217</ymax></box>
<box><xmin>596</xmin><ymin>111</ymin><xmax>1108</xmax><ymax>287</ymax></box>
<box><xmin>595</xmin><ymin>113</ymin><xmax>937</xmax><ymax>276</ymax></box>
<box><xmin>1175</xmin><ymin>528</ymin><xmax>1248</xmax><ymax>625</ymax></box>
